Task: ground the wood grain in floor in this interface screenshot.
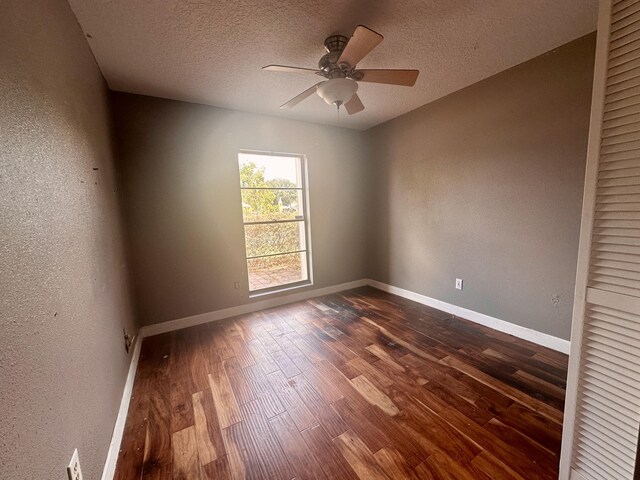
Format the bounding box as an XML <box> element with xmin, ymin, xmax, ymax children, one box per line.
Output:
<box><xmin>114</xmin><ymin>286</ymin><xmax>568</xmax><ymax>480</ymax></box>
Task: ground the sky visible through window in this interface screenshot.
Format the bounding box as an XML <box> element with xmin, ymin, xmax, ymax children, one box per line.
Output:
<box><xmin>239</xmin><ymin>153</ymin><xmax>298</xmax><ymax>184</ymax></box>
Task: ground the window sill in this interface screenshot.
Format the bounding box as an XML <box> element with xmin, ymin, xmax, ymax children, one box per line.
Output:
<box><xmin>249</xmin><ymin>281</ymin><xmax>313</xmax><ymax>299</ymax></box>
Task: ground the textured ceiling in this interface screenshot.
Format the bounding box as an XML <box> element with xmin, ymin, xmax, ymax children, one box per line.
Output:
<box><xmin>67</xmin><ymin>0</ymin><xmax>597</xmax><ymax>130</ymax></box>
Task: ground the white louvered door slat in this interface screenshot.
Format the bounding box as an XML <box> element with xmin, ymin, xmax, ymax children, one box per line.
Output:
<box><xmin>561</xmin><ymin>1</ymin><xmax>640</xmax><ymax>479</ymax></box>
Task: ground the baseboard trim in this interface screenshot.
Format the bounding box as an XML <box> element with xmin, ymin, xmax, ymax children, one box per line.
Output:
<box><xmin>139</xmin><ymin>279</ymin><xmax>369</xmax><ymax>338</ymax></box>
<box><xmin>101</xmin><ymin>334</ymin><xmax>142</xmax><ymax>480</ymax></box>
<box><xmin>366</xmin><ymin>279</ymin><xmax>570</xmax><ymax>354</ymax></box>
<box><xmin>139</xmin><ymin>276</ymin><xmax>571</xmax><ymax>349</ymax></box>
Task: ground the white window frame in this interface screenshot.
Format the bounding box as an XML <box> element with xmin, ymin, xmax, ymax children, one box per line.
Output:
<box><xmin>238</xmin><ymin>150</ymin><xmax>313</xmax><ymax>296</ymax></box>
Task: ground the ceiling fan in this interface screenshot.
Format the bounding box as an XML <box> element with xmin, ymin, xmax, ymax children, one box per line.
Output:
<box><xmin>263</xmin><ymin>25</ymin><xmax>419</xmax><ymax>115</ymax></box>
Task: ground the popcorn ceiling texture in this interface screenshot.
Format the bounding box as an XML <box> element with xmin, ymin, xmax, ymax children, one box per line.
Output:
<box><xmin>67</xmin><ymin>0</ymin><xmax>597</xmax><ymax>130</ymax></box>
<box><xmin>0</xmin><ymin>1</ymin><xmax>137</xmax><ymax>478</ymax></box>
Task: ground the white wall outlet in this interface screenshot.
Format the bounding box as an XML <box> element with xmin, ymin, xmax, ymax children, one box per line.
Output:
<box><xmin>67</xmin><ymin>449</ymin><xmax>83</xmax><ymax>480</ymax></box>
<box><xmin>455</xmin><ymin>278</ymin><xmax>463</xmax><ymax>290</ymax></box>
<box><xmin>233</xmin><ymin>281</ymin><xmax>239</xmax><ymax>289</ymax></box>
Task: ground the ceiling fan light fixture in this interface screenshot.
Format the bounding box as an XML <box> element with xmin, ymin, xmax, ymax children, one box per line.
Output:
<box><xmin>316</xmin><ymin>78</ymin><xmax>358</xmax><ymax>106</ymax></box>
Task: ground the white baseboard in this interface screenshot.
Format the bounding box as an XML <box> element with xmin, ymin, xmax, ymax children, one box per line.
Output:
<box><xmin>139</xmin><ymin>276</ymin><xmax>571</xmax><ymax>349</ymax></box>
<box><xmin>101</xmin><ymin>334</ymin><xmax>142</xmax><ymax>480</ymax></box>
<box><xmin>366</xmin><ymin>279</ymin><xmax>570</xmax><ymax>354</ymax></box>
<box><xmin>139</xmin><ymin>279</ymin><xmax>368</xmax><ymax>338</ymax></box>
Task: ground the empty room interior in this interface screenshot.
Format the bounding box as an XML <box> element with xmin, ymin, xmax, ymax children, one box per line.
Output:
<box><xmin>5</xmin><ymin>0</ymin><xmax>640</xmax><ymax>479</ymax></box>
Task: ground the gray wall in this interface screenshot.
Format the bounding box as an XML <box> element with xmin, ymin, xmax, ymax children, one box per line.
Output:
<box><xmin>0</xmin><ymin>1</ymin><xmax>137</xmax><ymax>479</ymax></box>
<box><xmin>111</xmin><ymin>93</ymin><xmax>369</xmax><ymax>326</ymax></box>
<box><xmin>367</xmin><ymin>34</ymin><xmax>596</xmax><ymax>340</ymax></box>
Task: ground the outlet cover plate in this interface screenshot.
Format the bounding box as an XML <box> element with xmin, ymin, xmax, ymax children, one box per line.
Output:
<box><xmin>455</xmin><ymin>278</ymin><xmax>463</xmax><ymax>290</ymax></box>
<box><xmin>67</xmin><ymin>449</ymin><xmax>83</xmax><ymax>480</ymax></box>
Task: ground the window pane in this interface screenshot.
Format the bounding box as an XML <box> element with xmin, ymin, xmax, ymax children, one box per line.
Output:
<box><xmin>247</xmin><ymin>252</ymin><xmax>307</xmax><ymax>291</ymax></box>
<box><xmin>244</xmin><ymin>221</ymin><xmax>305</xmax><ymax>258</ymax></box>
<box><xmin>239</xmin><ymin>153</ymin><xmax>301</xmax><ymax>188</ymax></box>
<box><xmin>239</xmin><ymin>151</ymin><xmax>310</xmax><ymax>293</ymax></box>
<box><xmin>241</xmin><ymin>189</ymin><xmax>304</xmax><ymax>223</ymax></box>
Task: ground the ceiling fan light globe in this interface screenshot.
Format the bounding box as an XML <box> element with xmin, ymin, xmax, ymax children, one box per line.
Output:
<box><xmin>316</xmin><ymin>78</ymin><xmax>358</xmax><ymax>106</ymax></box>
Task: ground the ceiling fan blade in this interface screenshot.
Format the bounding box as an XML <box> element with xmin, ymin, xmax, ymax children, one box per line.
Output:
<box><xmin>263</xmin><ymin>64</ymin><xmax>320</xmax><ymax>74</ymax></box>
<box><xmin>357</xmin><ymin>69</ymin><xmax>419</xmax><ymax>86</ymax></box>
<box><xmin>338</xmin><ymin>25</ymin><xmax>383</xmax><ymax>69</ymax></box>
<box><xmin>344</xmin><ymin>94</ymin><xmax>364</xmax><ymax>115</ymax></box>
<box><xmin>280</xmin><ymin>82</ymin><xmax>324</xmax><ymax>110</ymax></box>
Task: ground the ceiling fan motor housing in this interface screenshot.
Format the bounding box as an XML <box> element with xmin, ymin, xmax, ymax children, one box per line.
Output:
<box><xmin>319</xmin><ymin>35</ymin><xmax>351</xmax><ymax>78</ymax></box>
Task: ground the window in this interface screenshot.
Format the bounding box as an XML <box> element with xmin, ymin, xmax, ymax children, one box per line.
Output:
<box><xmin>238</xmin><ymin>152</ymin><xmax>311</xmax><ymax>293</ymax></box>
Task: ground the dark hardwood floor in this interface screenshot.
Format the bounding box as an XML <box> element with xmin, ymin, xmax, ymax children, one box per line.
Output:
<box><xmin>114</xmin><ymin>286</ymin><xmax>568</xmax><ymax>480</ymax></box>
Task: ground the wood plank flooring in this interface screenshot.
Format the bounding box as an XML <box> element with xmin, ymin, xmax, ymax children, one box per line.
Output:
<box><xmin>114</xmin><ymin>286</ymin><xmax>568</xmax><ymax>480</ymax></box>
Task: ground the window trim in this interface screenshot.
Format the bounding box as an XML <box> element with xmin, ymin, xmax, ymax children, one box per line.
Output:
<box><xmin>238</xmin><ymin>150</ymin><xmax>313</xmax><ymax>296</ymax></box>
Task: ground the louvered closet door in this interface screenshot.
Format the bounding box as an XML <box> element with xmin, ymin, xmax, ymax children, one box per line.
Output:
<box><xmin>560</xmin><ymin>1</ymin><xmax>640</xmax><ymax>479</ymax></box>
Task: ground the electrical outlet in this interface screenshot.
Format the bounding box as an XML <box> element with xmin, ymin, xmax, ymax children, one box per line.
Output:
<box><xmin>67</xmin><ymin>449</ymin><xmax>83</xmax><ymax>480</ymax></box>
<box><xmin>233</xmin><ymin>281</ymin><xmax>239</xmax><ymax>289</ymax></box>
<box><xmin>455</xmin><ymin>278</ymin><xmax>463</xmax><ymax>290</ymax></box>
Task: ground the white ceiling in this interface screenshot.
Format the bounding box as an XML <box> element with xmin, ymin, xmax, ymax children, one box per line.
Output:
<box><xmin>68</xmin><ymin>0</ymin><xmax>597</xmax><ymax>130</ymax></box>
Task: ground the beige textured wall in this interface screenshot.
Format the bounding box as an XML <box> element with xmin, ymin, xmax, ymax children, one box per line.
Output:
<box><xmin>111</xmin><ymin>93</ymin><xmax>369</xmax><ymax>326</ymax></box>
<box><xmin>0</xmin><ymin>1</ymin><xmax>137</xmax><ymax>478</ymax></box>
<box><xmin>367</xmin><ymin>34</ymin><xmax>596</xmax><ymax>340</ymax></box>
